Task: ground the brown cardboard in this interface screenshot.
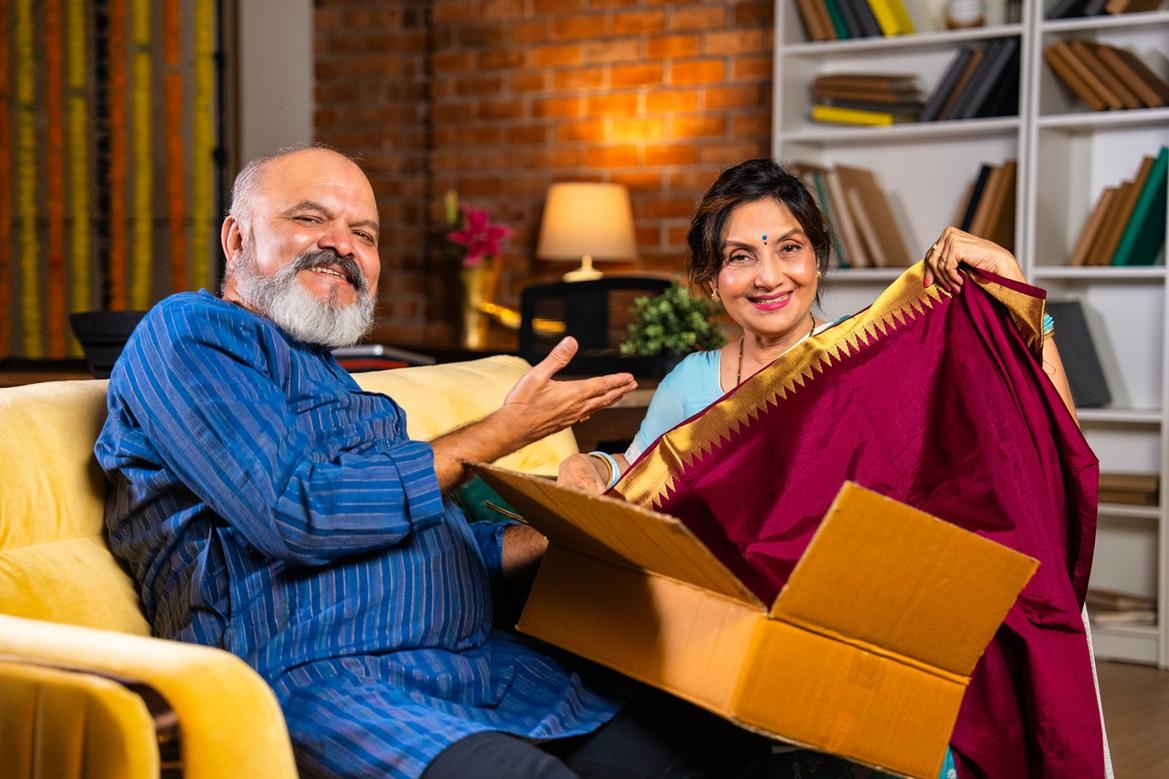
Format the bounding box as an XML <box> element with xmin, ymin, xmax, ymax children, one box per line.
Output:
<box><xmin>472</xmin><ymin>465</ymin><xmax>1037</xmax><ymax>779</ymax></box>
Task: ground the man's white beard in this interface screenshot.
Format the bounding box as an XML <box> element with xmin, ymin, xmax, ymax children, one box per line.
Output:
<box><xmin>232</xmin><ymin>245</ymin><xmax>375</xmax><ymax>349</ymax></box>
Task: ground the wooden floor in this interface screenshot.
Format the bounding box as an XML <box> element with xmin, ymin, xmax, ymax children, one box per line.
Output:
<box><xmin>1097</xmin><ymin>660</ymin><xmax>1169</xmax><ymax>777</ymax></box>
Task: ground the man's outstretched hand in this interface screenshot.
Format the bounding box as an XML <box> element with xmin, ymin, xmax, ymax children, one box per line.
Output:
<box><xmin>430</xmin><ymin>337</ymin><xmax>636</xmax><ymax>491</ymax></box>
<box><xmin>500</xmin><ymin>337</ymin><xmax>638</xmax><ymax>449</ymax></box>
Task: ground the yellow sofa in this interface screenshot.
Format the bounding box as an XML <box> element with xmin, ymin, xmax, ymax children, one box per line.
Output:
<box><xmin>0</xmin><ymin>356</ymin><xmax>577</xmax><ymax>779</ymax></box>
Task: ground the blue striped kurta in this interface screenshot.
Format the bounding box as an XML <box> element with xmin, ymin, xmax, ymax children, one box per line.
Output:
<box><xmin>95</xmin><ymin>291</ymin><xmax>623</xmax><ymax>778</ymax></box>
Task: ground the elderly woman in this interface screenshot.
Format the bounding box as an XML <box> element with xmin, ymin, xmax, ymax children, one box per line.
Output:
<box><xmin>560</xmin><ymin>157</ymin><xmax>1075</xmax><ymax>494</ymax></box>
<box><xmin>557</xmin><ymin>158</ymin><xmax>1106</xmax><ymax>778</ymax></box>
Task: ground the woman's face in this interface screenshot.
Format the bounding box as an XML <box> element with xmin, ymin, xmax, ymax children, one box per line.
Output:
<box><xmin>711</xmin><ymin>197</ymin><xmax>819</xmax><ymax>346</ymax></box>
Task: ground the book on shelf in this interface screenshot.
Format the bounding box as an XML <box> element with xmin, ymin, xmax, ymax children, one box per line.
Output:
<box><xmin>811</xmin><ymin>104</ymin><xmax>917</xmax><ymax>126</ymax></box>
<box><xmin>796</xmin><ymin>0</ymin><xmax>835</xmax><ymax>42</ymax></box>
<box><xmin>835</xmin><ymin>164</ymin><xmax>912</xmax><ymax>267</ymax></box>
<box><xmin>867</xmin><ymin>0</ymin><xmax>914</xmax><ymax>35</ymax></box>
<box><xmin>791</xmin><ymin>163</ymin><xmax>854</xmax><ymax>269</ymax></box>
<box><xmin>1067</xmin><ymin>186</ymin><xmax>1118</xmax><ymax>267</ymax></box>
<box><xmin>958</xmin><ymin>163</ymin><xmax>994</xmax><ymax>231</ymax></box>
<box><xmin>939</xmin><ymin>48</ymin><xmax>989</xmax><ymax>121</ymax></box>
<box><xmin>1048</xmin><ymin>40</ymin><xmax>1124</xmax><ymax>111</ymax></box>
<box><xmin>823</xmin><ymin>0</ymin><xmax>851</xmax><ymax>38</ymax></box>
<box><xmin>1087</xmin><ymin>587</ymin><xmax>1156</xmax><ymax>627</ymax></box>
<box><xmin>1069</xmin><ymin>39</ymin><xmax>1142</xmax><ymax>110</ymax></box>
<box><xmin>954</xmin><ymin>38</ymin><xmax>1021</xmax><ymax>120</ymax></box>
<box><xmin>1098</xmin><ymin>156</ymin><xmax>1155</xmax><ymax>263</ymax></box>
<box><xmin>1044</xmin><ymin>42</ymin><xmax>1108</xmax><ymax>111</ymax></box>
<box><xmin>1045</xmin><ymin>300</ymin><xmax>1112</xmax><ymax>408</ymax></box>
<box><xmin>983</xmin><ymin>160</ymin><xmax>1017</xmax><ymax>251</ymax></box>
<box><xmin>1105</xmin><ymin>0</ymin><xmax>1166</xmax><ymax>13</ymax></box>
<box><xmin>1112</xmin><ymin>48</ymin><xmax>1169</xmax><ymax>105</ymax></box>
<box><xmin>920</xmin><ymin>47</ymin><xmax>975</xmax><ymax>123</ymax></box>
<box><xmin>1099</xmin><ymin>471</ymin><xmax>1160</xmax><ymax>501</ymax></box>
<box><xmin>842</xmin><ymin>0</ymin><xmax>882</xmax><ymax>37</ymax></box>
<box><xmin>824</xmin><ymin>166</ymin><xmax>871</xmax><ymax>268</ymax></box>
<box><xmin>1047</xmin><ymin>0</ymin><xmax>1093</xmax><ymax>17</ymax></box>
<box><xmin>1113</xmin><ymin>146</ymin><xmax>1169</xmax><ymax>267</ymax></box>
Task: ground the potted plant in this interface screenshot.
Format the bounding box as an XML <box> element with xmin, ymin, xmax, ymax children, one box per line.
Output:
<box><xmin>620</xmin><ymin>282</ymin><xmax>726</xmax><ymax>377</ymax></box>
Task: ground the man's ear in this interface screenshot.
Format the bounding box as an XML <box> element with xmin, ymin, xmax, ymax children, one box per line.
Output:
<box><xmin>221</xmin><ymin>215</ymin><xmax>244</xmax><ymax>270</ymax></box>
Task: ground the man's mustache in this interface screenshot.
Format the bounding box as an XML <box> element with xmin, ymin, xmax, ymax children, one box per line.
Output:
<box><xmin>292</xmin><ymin>250</ymin><xmax>368</xmax><ymax>294</ymax></box>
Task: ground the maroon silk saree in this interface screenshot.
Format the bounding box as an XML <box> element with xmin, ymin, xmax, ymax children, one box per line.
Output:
<box><xmin>614</xmin><ymin>264</ymin><xmax>1103</xmax><ymax>778</ymax></box>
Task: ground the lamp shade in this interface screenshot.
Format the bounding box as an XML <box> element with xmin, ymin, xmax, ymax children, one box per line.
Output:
<box><xmin>536</xmin><ymin>182</ymin><xmax>638</xmax><ymax>263</ymax></box>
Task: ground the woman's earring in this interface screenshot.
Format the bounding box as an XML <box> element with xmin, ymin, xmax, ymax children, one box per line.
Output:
<box><xmin>816</xmin><ymin>270</ymin><xmax>822</xmax><ymax>280</ymax></box>
<box><xmin>710</xmin><ymin>289</ymin><xmax>720</xmax><ymax>301</ymax></box>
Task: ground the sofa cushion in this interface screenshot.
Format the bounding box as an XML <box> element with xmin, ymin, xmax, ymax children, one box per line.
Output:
<box><xmin>353</xmin><ymin>355</ymin><xmax>578</xmax><ymax>476</ymax></box>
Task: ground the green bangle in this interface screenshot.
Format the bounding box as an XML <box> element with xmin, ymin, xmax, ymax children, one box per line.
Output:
<box><xmin>587</xmin><ymin>451</ymin><xmax>621</xmax><ymax>490</ymax></box>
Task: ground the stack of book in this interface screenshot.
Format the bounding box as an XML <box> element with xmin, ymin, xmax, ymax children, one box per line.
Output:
<box><xmin>1048</xmin><ymin>0</ymin><xmax>1166</xmax><ymax>19</ymax></box>
<box><xmin>792</xmin><ymin>162</ymin><xmax>912</xmax><ymax>269</ymax></box>
<box><xmin>1098</xmin><ymin>472</ymin><xmax>1160</xmax><ymax>506</ymax></box>
<box><xmin>810</xmin><ymin>73</ymin><xmax>923</xmax><ymax>126</ymax></box>
<box><xmin>795</xmin><ymin>0</ymin><xmax>915</xmax><ymax>42</ymax></box>
<box><xmin>956</xmin><ymin>160</ymin><xmax>1017</xmax><ymax>252</ymax></box>
<box><xmin>1067</xmin><ymin>146</ymin><xmax>1168</xmax><ymax>267</ymax></box>
<box><xmin>920</xmin><ymin>38</ymin><xmax>1021</xmax><ymax>122</ymax></box>
<box><xmin>1044</xmin><ymin>40</ymin><xmax>1169</xmax><ymax>112</ymax></box>
<box><xmin>1087</xmin><ymin>588</ymin><xmax>1157</xmax><ymax>626</ymax></box>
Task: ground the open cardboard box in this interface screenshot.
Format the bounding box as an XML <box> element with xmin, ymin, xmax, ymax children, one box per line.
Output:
<box><xmin>471</xmin><ymin>464</ymin><xmax>1038</xmax><ymax>779</ymax></box>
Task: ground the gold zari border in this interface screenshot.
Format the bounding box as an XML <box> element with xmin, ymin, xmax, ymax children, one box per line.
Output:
<box><xmin>615</xmin><ymin>262</ymin><xmax>1045</xmax><ymax>509</ymax></box>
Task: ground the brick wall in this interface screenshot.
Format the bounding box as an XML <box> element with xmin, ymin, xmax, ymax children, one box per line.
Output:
<box><xmin>315</xmin><ymin>0</ymin><xmax>774</xmax><ymax>344</ymax></box>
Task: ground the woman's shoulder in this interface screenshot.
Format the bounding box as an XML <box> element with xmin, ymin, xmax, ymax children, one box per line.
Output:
<box><xmin>660</xmin><ymin>349</ymin><xmax>721</xmax><ymax>386</ymax></box>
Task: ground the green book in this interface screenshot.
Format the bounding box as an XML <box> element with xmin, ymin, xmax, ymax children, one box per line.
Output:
<box><xmin>811</xmin><ymin>170</ymin><xmax>852</xmax><ymax>269</ymax></box>
<box><xmin>823</xmin><ymin>0</ymin><xmax>852</xmax><ymax>39</ymax></box>
<box><xmin>1113</xmin><ymin>146</ymin><xmax>1168</xmax><ymax>266</ymax></box>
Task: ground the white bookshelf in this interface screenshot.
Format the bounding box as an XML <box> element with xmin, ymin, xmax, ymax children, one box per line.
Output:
<box><xmin>774</xmin><ymin>0</ymin><xmax>1169</xmax><ymax>667</ymax></box>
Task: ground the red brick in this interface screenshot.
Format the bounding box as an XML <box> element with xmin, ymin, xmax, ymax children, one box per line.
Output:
<box><xmin>705</xmin><ymin>84</ymin><xmax>768</xmax><ymax>110</ymax></box>
<box><xmin>641</xmin><ymin>195</ymin><xmax>697</xmax><ymax>219</ymax></box>
<box><xmin>733</xmin><ymin>55</ymin><xmax>771</xmax><ymax>81</ymax></box>
<box><xmin>482</xmin><ymin>0</ymin><xmax>524</xmax><ymax>18</ymax></box>
<box><xmin>455</xmin><ymin>76</ymin><xmax>503</xmax><ymax>96</ymax></box>
<box><xmin>647</xmin><ymin>89</ymin><xmax>700</xmax><ymax>113</ymax></box>
<box><xmin>509</xmin><ymin>126</ymin><xmax>549</xmax><ymax>144</ymax></box>
<box><xmin>698</xmin><ymin>141</ymin><xmax>766</xmax><ymax>165</ymax></box>
<box><xmin>667</xmin><ymin>224</ymin><xmax>691</xmax><ymax>244</ymax></box>
<box><xmin>611</xmin><ymin>171</ymin><xmax>663</xmax><ymax>192</ymax></box>
<box><xmin>587</xmin><ymin>93</ymin><xmax>639</xmax><ymax>116</ymax></box>
<box><xmin>646</xmin><ymin>144</ymin><xmax>697</xmax><ymax>166</ymax></box>
<box><xmin>478</xmin><ymin>98</ymin><xmax>525</xmax><ymax>121</ymax></box>
<box><xmin>582</xmin><ymin>39</ymin><xmax>642</xmax><ymax>64</ymax></box>
<box><xmin>705</xmin><ymin>29</ymin><xmax>771</xmax><ymax>55</ymax></box>
<box><xmin>457</xmin><ymin>126</ymin><xmax>507</xmax><ymax>145</ymax></box>
<box><xmin>670</xmin><ymin>115</ymin><xmax>726</xmax><ymax>139</ymax></box>
<box><xmin>555</xmin><ymin>119</ymin><xmax>605</xmax><ymax>142</ymax></box>
<box><xmin>433</xmin><ymin>0</ymin><xmax>476</xmax><ymax>23</ymax></box>
<box><xmin>635</xmin><ymin>225</ymin><xmax>661</xmax><ymax>246</ymax></box>
<box><xmin>611</xmin><ymin>63</ymin><xmax>663</xmax><ymax>88</ymax></box>
<box><xmin>534</xmin><ymin>0</ymin><xmax>581</xmax><ymax>12</ymax></box>
<box><xmin>670</xmin><ymin>59</ymin><xmax>726</xmax><ymax>85</ymax></box>
<box><xmin>553</xmin><ymin>15</ymin><xmax>607</xmax><ymax>39</ymax></box>
<box><xmin>433</xmin><ymin>51</ymin><xmax>475</xmax><ymax>72</ymax></box>
<box><xmin>509</xmin><ymin>71</ymin><xmax>548</xmax><ymax>92</ymax></box>
<box><xmin>734</xmin><ymin>0</ymin><xmax>774</xmax><ymax>26</ymax></box>
<box><xmin>533</xmin><ymin>148</ymin><xmax>587</xmax><ymax>168</ymax></box>
<box><xmin>670</xmin><ymin>6</ymin><xmax>727</xmax><ymax>31</ymax></box>
<box><xmin>529</xmin><ymin>44</ymin><xmax>584</xmax><ymax>67</ymax></box>
<box><xmin>554</xmin><ymin>68</ymin><xmax>606</xmax><ymax>90</ymax></box>
<box><xmin>533</xmin><ymin>96</ymin><xmax>584</xmax><ymax>118</ymax></box>
<box><xmin>613</xmin><ymin>10</ymin><xmax>666</xmax><ymax>35</ymax></box>
<box><xmin>646</xmin><ymin>34</ymin><xmax>701</xmax><ymax>59</ymax></box>
<box><xmin>732</xmin><ymin>113</ymin><xmax>770</xmax><ymax>137</ymax></box>
<box><xmin>586</xmin><ymin>146</ymin><xmax>639</xmax><ymax>168</ymax></box>
<box><xmin>512</xmin><ymin>19</ymin><xmax>551</xmax><ymax>43</ymax></box>
<box><xmin>609</xmin><ymin>117</ymin><xmax>665</xmax><ymax>141</ymax></box>
<box><xmin>479</xmin><ymin>49</ymin><xmax>525</xmax><ymax>70</ymax></box>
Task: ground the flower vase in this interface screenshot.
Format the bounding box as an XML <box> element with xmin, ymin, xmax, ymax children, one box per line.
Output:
<box><xmin>459</xmin><ymin>261</ymin><xmax>493</xmax><ymax>349</ymax></box>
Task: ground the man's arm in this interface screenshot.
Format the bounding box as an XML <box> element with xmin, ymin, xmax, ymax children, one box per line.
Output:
<box><xmin>430</xmin><ymin>337</ymin><xmax>637</xmax><ymax>492</ymax></box>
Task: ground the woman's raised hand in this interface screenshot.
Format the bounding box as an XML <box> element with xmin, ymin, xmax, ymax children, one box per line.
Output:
<box><xmin>923</xmin><ymin>226</ymin><xmax>1026</xmax><ymax>292</ymax></box>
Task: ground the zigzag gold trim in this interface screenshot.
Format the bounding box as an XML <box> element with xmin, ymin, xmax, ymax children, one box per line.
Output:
<box><xmin>615</xmin><ymin>262</ymin><xmax>1044</xmax><ymax>510</ymax></box>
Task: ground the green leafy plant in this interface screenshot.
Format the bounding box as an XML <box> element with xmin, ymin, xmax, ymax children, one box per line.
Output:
<box><xmin>619</xmin><ymin>282</ymin><xmax>726</xmax><ymax>356</ymax></box>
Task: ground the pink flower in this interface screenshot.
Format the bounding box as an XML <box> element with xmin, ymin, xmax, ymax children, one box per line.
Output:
<box><xmin>447</xmin><ymin>205</ymin><xmax>513</xmax><ymax>268</ymax></box>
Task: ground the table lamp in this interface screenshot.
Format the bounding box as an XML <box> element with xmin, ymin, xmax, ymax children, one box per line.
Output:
<box><xmin>536</xmin><ymin>182</ymin><xmax>638</xmax><ymax>282</ymax></box>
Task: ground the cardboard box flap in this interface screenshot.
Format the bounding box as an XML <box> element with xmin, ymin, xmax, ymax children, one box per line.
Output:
<box><xmin>771</xmin><ymin>481</ymin><xmax>1038</xmax><ymax>677</ymax></box>
<box><xmin>472</xmin><ymin>463</ymin><xmax>764</xmax><ymax>607</ymax></box>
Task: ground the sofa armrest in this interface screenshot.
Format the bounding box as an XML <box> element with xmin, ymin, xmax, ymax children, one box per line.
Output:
<box><xmin>0</xmin><ymin>614</ymin><xmax>297</xmax><ymax>779</ymax></box>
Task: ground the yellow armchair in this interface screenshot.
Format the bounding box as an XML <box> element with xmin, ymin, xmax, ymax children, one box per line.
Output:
<box><xmin>0</xmin><ymin>356</ymin><xmax>577</xmax><ymax>779</ymax></box>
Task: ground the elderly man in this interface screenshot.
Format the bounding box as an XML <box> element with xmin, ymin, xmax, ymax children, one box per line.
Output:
<box><xmin>95</xmin><ymin>146</ymin><xmax>772</xmax><ymax>779</ymax></box>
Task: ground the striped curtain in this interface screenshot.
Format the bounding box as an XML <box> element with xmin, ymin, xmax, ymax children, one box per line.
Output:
<box><xmin>0</xmin><ymin>0</ymin><xmax>222</xmax><ymax>359</ymax></box>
